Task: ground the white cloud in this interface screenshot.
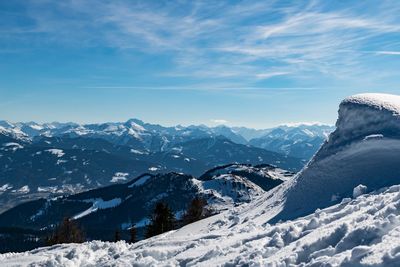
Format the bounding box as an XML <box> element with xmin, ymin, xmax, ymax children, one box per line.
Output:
<box><xmin>255</xmin><ymin>72</ymin><xmax>290</xmax><ymax>80</ymax></box>
<box><xmin>375</xmin><ymin>51</ymin><xmax>400</xmax><ymax>55</ymax></box>
<box><xmin>279</xmin><ymin>121</ymin><xmax>334</xmax><ymax>127</ymax></box>
<box><xmin>211</xmin><ymin>119</ymin><xmax>229</xmax><ymax>125</ymax></box>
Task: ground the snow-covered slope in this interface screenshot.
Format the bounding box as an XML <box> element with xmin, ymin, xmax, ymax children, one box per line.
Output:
<box><xmin>0</xmin><ymin>164</ymin><xmax>289</xmax><ymax>247</ymax></box>
<box><xmin>0</xmin><ymin>122</ymin><xmax>30</xmax><ymax>142</ymax></box>
<box><xmin>2</xmin><ymin>184</ymin><xmax>400</xmax><ymax>266</ymax></box>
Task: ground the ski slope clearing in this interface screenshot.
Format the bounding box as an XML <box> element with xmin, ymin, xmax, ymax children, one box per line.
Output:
<box><xmin>2</xmin><ymin>185</ymin><xmax>400</xmax><ymax>266</ymax></box>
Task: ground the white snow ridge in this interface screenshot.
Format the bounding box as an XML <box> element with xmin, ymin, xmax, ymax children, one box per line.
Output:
<box><xmin>2</xmin><ymin>93</ymin><xmax>400</xmax><ymax>266</ymax></box>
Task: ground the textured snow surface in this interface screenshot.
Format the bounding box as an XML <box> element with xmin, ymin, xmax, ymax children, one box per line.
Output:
<box><xmin>3</xmin><ymin>185</ymin><xmax>400</xmax><ymax>266</ymax></box>
<box><xmin>343</xmin><ymin>93</ymin><xmax>400</xmax><ymax>115</ymax></box>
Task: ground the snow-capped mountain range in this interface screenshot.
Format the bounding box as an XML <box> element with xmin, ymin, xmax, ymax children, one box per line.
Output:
<box><xmin>2</xmin><ymin>93</ymin><xmax>399</xmax><ymax>266</ymax></box>
<box><xmin>0</xmin><ymin>134</ymin><xmax>301</xmax><ymax>213</ymax></box>
<box><xmin>0</xmin><ymin>119</ymin><xmax>333</xmax><ymax>159</ymax></box>
<box><xmin>249</xmin><ymin>124</ymin><xmax>333</xmax><ymax>159</ymax></box>
<box><xmin>0</xmin><ymin>120</ymin><xmax>329</xmax><ymax>212</ymax></box>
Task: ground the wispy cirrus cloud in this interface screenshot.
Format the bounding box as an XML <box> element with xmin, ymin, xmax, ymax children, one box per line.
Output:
<box><xmin>210</xmin><ymin>119</ymin><xmax>229</xmax><ymax>125</ymax></box>
<box><xmin>375</xmin><ymin>51</ymin><xmax>400</xmax><ymax>55</ymax></box>
<box><xmin>2</xmin><ymin>0</ymin><xmax>400</xmax><ymax>90</ymax></box>
<box><xmin>255</xmin><ymin>72</ymin><xmax>290</xmax><ymax>80</ymax></box>
<box><xmin>80</xmin><ymin>84</ymin><xmax>318</xmax><ymax>92</ymax></box>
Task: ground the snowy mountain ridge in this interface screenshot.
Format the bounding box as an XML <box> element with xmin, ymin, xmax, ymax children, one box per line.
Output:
<box><xmin>0</xmin><ymin>119</ymin><xmax>333</xmax><ymax>159</ymax></box>
<box><xmin>0</xmin><ymin>130</ymin><xmax>303</xmax><ymax>213</ymax></box>
<box><xmin>0</xmin><ymin>118</ymin><xmax>322</xmax><ymax>213</ymax></box>
<box><xmin>249</xmin><ymin>124</ymin><xmax>334</xmax><ymax>159</ymax></box>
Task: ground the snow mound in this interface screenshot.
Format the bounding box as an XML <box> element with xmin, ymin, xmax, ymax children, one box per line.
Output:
<box><xmin>3</xmin><ymin>185</ymin><xmax>400</xmax><ymax>266</ymax></box>
<box><xmin>275</xmin><ymin>93</ymin><xmax>400</xmax><ymax>221</ymax></box>
<box><xmin>320</xmin><ymin>93</ymin><xmax>400</xmax><ymax>159</ymax></box>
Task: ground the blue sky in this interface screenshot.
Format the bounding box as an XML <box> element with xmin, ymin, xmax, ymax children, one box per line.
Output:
<box><xmin>1</xmin><ymin>0</ymin><xmax>400</xmax><ymax>128</ymax></box>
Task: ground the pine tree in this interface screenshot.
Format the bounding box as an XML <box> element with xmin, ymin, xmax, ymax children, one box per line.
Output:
<box><xmin>129</xmin><ymin>224</ymin><xmax>137</xmax><ymax>243</ymax></box>
<box><xmin>145</xmin><ymin>202</ymin><xmax>175</xmax><ymax>238</ymax></box>
<box><xmin>114</xmin><ymin>229</ymin><xmax>121</xmax><ymax>242</ymax></box>
<box><xmin>183</xmin><ymin>197</ymin><xmax>208</xmax><ymax>225</ymax></box>
<box><xmin>47</xmin><ymin>217</ymin><xmax>85</xmax><ymax>245</ymax></box>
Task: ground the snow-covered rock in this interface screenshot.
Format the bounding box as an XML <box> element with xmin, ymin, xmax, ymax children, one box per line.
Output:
<box><xmin>353</xmin><ymin>184</ymin><xmax>368</xmax><ymax>198</ymax></box>
<box><xmin>276</xmin><ymin>93</ymin><xmax>400</xmax><ymax>221</ymax></box>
